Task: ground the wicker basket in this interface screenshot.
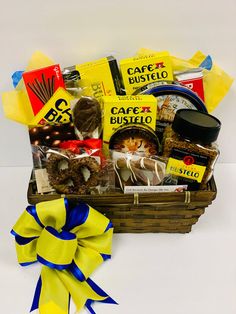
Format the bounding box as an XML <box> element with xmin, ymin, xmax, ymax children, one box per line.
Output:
<box><xmin>27</xmin><ymin>175</ymin><xmax>217</xmax><ymax>233</ymax></box>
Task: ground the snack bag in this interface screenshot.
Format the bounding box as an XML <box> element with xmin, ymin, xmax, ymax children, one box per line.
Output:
<box><xmin>111</xmin><ymin>151</ymin><xmax>187</xmax><ymax>193</ymax></box>
<box><xmin>32</xmin><ymin>146</ymin><xmax>101</xmax><ymax>195</ymax></box>
<box><xmin>59</xmin><ymin>138</ymin><xmax>106</xmax><ymax>166</ymax></box>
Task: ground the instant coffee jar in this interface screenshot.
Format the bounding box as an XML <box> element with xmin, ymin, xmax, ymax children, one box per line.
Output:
<box><xmin>162</xmin><ymin>109</ymin><xmax>221</xmax><ymax>190</ymax></box>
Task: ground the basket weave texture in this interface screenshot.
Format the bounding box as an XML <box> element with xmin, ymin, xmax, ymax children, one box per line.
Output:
<box><xmin>28</xmin><ymin>177</ymin><xmax>217</xmax><ymax>233</ymax></box>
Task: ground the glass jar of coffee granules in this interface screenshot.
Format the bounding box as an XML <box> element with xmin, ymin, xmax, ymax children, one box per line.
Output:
<box><xmin>162</xmin><ymin>109</ymin><xmax>221</xmax><ymax>190</ymax></box>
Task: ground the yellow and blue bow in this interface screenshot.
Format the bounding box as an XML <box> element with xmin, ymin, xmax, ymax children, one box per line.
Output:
<box><xmin>11</xmin><ymin>198</ymin><xmax>116</xmax><ymax>314</ymax></box>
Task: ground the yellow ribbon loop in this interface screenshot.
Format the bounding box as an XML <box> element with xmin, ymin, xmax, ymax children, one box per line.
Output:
<box><xmin>36</xmin><ymin>227</ymin><xmax>77</xmax><ymax>268</ymax></box>
<box><xmin>11</xmin><ymin>198</ymin><xmax>116</xmax><ymax>314</ymax></box>
<box><xmin>36</xmin><ymin>198</ymin><xmax>67</xmax><ymax>230</ymax></box>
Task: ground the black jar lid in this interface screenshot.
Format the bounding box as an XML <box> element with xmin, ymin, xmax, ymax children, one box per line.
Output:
<box><xmin>172</xmin><ymin>109</ymin><xmax>221</xmax><ymax>145</ymax></box>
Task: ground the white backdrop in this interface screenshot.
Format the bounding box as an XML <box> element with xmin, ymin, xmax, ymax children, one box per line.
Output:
<box><xmin>0</xmin><ymin>0</ymin><xmax>236</xmax><ymax>166</ymax></box>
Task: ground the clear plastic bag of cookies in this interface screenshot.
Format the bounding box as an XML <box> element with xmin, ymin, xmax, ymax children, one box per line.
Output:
<box><xmin>110</xmin><ymin>150</ymin><xmax>187</xmax><ymax>193</ymax></box>
<box><xmin>111</xmin><ymin>151</ymin><xmax>165</xmax><ymax>190</ymax></box>
<box><xmin>31</xmin><ymin>142</ymin><xmax>112</xmax><ymax>195</ymax></box>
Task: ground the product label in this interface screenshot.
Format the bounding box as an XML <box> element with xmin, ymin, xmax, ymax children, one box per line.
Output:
<box><xmin>102</xmin><ymin>95</ymin><xmax>157</xmax><ymax>144</ymax></box>
<box><xmin>75</xmin><ymin>57</ymin><xmax>119</xmax><ymax>101</ymax></box>
<box><xmin>120</xmin><ymin>52</ymin><xmax>173</xmax><ymax>94</ymax></box>
<box><xmin>30</xmin><ymin>88</ymin><xmax>74</xmax><ymax>126</ymax></box>
<box><xmin>166</xmin><ymin>148</ymin><xmax>208</xmax><ymax>183</ymax></box>
<box><xmin>124</xmin><ymin>185</ymin><xmax>187</xmax><ymax>194</ymax></box>
<box><xmin>35</xmin><ymin>168</ymin><xmax>55</xmax><ymax>193</ymax></box>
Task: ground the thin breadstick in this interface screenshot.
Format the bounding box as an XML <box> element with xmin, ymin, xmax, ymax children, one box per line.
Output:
<box><xmin>27</xmin><ymin>83</ymin><xmax>46</xmax><ymax>104</ymax></box>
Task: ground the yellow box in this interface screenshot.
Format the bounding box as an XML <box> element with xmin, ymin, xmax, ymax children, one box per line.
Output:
<box><xmin>120</xmin><ymin>51</ymin><xmax>173</xmax><ymax>94</ymax></box>
<box><xmin>102</xmin><ymin>95</ymin><xmax>157</xmax><ymax>152</ymax></box>
<box><xmin>30</xmin><ymin>88</ymin><xmax>74</xmax><ymax>126</ymax></box>
<box><xmin>75</xmin><ymin>57</ymin><xmax>122</xmax><ymax>100</ymax></box>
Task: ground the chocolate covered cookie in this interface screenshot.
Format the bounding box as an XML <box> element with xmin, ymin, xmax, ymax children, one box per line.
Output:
<box><xmin>73</xmin><ymin>97</ymin><xmax>101</xmax><ymax>134</ymax></box>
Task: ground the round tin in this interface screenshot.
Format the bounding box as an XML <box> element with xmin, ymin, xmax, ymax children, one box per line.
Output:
<box><xmin>134</xmin><ymin>81</ymin><xmax>208</xmax><ymax>146</ymax></box>
<box><xmin>136</xmin><ymin>81</ymin><xmax>207</xmax><ymax>123</ymax></box>
<box><xmin>109</xmin><ymin>124</ymin><xmax>160</xmax><ymax>156</ymax></box>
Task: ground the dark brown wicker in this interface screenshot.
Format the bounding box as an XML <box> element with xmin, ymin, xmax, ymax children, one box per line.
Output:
<box><xmin>27</xmin><ymin>177</ymin><xmax>217</xmax><ymax>233</ymax></box>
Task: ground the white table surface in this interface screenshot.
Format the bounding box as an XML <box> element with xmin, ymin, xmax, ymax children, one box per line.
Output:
<box><xmin>0</xmin><ymin>163</ymin><xmax>236</xmax><ymax>314</ymax></box>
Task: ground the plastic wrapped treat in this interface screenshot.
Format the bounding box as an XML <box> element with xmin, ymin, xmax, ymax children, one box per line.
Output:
<box><xmin>71</xmin><ymin>96</ymin><xmax>102</xmax><ymax>139</ymax></box>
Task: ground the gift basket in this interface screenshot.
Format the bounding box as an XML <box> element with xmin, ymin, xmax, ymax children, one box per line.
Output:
<box><xmin>2</xmin><ymin>49</ymin><xmax>233</xmax><ymax>233</ymax></box>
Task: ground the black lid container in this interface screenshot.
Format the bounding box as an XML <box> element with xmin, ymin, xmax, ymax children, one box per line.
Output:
<box><xmin>172</xmin><ymin>109</ymin><xmax>221</xmax><ymax>145</ymax></box>
<box><xmin>163</xmin><ymin>109</ymin><xmax>221</xmax><ymax>190</ymax></box>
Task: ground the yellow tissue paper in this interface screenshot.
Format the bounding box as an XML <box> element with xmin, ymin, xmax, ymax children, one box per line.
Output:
<box><xmin>136</xmin><ymin>48</ymin><xmax>234</xmax><ymax>112</ymax></box>
<box><xmin>1</xmin><ymin>51</ymin><xmax>62</xmax><ymax>126</ymax></box>
<box><xmin>189</xmin><ymin>51</ymin><xmax>234</xmax><ymax>113</ymax></box>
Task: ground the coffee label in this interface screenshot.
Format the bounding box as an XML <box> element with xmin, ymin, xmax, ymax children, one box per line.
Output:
<box><xmin>102</xmin><ymin>95</ymin><xmax>157</xmax><ymax>145</ymax></box>
<box><xmin>166</xmin><ymin>148</ymin><xmax>208</xmax><ymax>183</ymax></box>
<box><xmin>120</xmin><ymin>52</ymin><xmax>173</xmax><ymax>94</ymax></box>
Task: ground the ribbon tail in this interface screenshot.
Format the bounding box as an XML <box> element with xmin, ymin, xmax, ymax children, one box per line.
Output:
<box><xmin>86</xmin><ymin>278</ymin><xmax>118</xmax><ymax>305</ymax></box>
<box><xmin>31</xmin><ymin>276</ymin><xmax>42</xmax><ymax>312</ymax></box>
<box><xmin>38</xmin><ymin>267</ymin><xmax>70</xmax><ymax>314</ymax></box>
<box><xmin>57</xmin><ymin>270</ymin><xmax>117</xmax><ymax>313</ymax></box>
<box><xmin>85</xmin><ymin>279</ymin><xmax>118</xmax><ymax>314</ymax></box>
<box><xmin>85</xmin><ymin>299</ymin><xmax>96</xmax><ymax>314</ymax></box>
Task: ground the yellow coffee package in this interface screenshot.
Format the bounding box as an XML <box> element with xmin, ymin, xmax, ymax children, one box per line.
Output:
<box><xmin>102</xmin><ymin>95</ymin><xmax>157</xmax><ymax>154</ymax></box>
<box><xmin>120</xmin><ymin>52</ymin><xmax>173</xmax><ymax>95</ymax></box>
<box><xmin>63</xmin><ymin>56</ymin><xmax>123</xmax><ymax>101</ymax></box>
